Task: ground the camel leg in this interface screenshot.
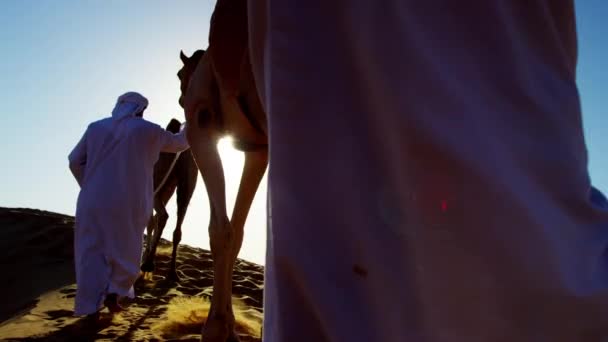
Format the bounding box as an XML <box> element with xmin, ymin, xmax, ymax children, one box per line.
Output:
<box><xmin>141</xmin><ymin>198</ymin><xmax>169</xmax><ymax>273</ymax></box>
<box><xmin>142</xmin><ymin>213</ymin><xmax>156</xmax><ymax>263</ymax></box>
<box><xmin>229</xmin><ymin>149</ymin><xmax>267</xmax><ymax>264</ymax></box>
<box><xmin>168</xmin><ymin>166</ymin><xmax>197</xmax><ymax>282</ymax></box>
<box><xmin>186</xmin><ymin>124</ymin><xmax>234</xmax><ymax>342</ymax></box>
<box><xmin>224</xmin><ymin>149</ymin><xmax>268</xmax><ymax>341</ymax></box>
<box><xmin>168</xmin><ymin>214</ymin><xmax>184</xmax><ymax>282</ymax></box>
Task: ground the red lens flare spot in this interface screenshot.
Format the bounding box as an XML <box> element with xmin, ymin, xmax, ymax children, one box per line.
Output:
<box><xmin>440</xmin><ymin>200</ymin><xmax>448</xmax><ymax>212</ymax></box>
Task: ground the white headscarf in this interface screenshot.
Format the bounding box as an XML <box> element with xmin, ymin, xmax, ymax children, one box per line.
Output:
<box><xmin>111</xmin><ymin>92</ymin><xmax>149</xmax><ymax>122</ymax></box>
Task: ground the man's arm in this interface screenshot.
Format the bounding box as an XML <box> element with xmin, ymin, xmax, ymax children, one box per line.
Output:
<box><xmin>158</xmin><ymin>123</ymin><xmax>190</xmax><ymax>153</ymax></box>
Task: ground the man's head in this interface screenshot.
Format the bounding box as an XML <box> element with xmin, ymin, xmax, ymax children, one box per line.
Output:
<box><xmin>111</xmin><ymin>92</ymin><xmax>148</xmax><ymax>121</ymax></box>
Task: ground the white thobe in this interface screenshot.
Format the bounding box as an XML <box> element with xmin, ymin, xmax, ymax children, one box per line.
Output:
<box><xmin>249</xmin><ymin>1</ymin><xmax>608</xmax><ymax>341</ymax></box>
<box><xmin>68</xmin><ymin>116</ymin><xmax>189</xmax><ymax>316</ymax></box>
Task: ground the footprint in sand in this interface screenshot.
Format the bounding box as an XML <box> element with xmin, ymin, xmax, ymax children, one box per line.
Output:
<box><xmin>59</xmin><ymin>287</ymin><xmax>77</xmax><ymax>299</ymax></box>
<box><xmin>44</xmin><ymin>309</ymin><xmax>74</xmax><ymax>320</ymax></box>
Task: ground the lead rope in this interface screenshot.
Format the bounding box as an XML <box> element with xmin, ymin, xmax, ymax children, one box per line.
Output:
<box><xmin>153</xmin><ymin>150</ymin><xmax>182</xmax><ymax>196</ymax></box>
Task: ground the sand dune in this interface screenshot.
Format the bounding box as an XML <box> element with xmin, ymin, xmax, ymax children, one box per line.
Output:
<box><xmin>0</xmin><ymin>208</ymin><xmax>264</xmax><ymax>341</ymax></box>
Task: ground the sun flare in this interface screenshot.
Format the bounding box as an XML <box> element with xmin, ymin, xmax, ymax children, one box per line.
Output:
<box><xmin>217</xmin><ymin>136</ymin><xmax>245</xmax><ymax>173</ymax></box>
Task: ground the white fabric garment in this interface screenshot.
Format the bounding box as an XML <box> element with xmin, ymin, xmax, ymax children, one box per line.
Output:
<box><xmin>249</xmin><ymin>1</ymin><xmax>608</xmax><ymax>341</ymax></box>
<box><xmin>68</xmin><ymin>92</ymin><xmax>189</xmax><ymax>316</ymax></box>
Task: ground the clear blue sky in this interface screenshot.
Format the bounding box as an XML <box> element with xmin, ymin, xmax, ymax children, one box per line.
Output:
<box><xmin>0</xmin><ymin>1</ymin><xmax>606</xmax><ymax>265</ymax></box>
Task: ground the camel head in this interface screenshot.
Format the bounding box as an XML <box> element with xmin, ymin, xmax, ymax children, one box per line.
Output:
<box><xmin>177</xmin><ymin>49</ymin><xmax>206</xmax><ymax>109</ymax></box>
<box><xmin>165</xmin><ymin>118</ymin><xmax>182</xmax><ymax>134</ymax></box>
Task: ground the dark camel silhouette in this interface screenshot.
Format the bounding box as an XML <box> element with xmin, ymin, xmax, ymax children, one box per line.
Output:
<box><xmin>140</xmin><ymin>118</ymin><xmax>198</xmax><ymax>281</ymax></box>
<box><xmin>179</xmin><ymin>44</ymin><xmax>267</xmax><ymax>342</ymax></box>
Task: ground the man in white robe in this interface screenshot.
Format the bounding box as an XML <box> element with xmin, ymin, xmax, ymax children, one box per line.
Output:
<box><xmin>246</xmin><ymin>1</ymin><xmax>608</xmax><ymax>341</ymax></box>
<box><xmin>68</xmin><ymin>92</ymin><xmax>189</xmax><ymax>317</ymax></box>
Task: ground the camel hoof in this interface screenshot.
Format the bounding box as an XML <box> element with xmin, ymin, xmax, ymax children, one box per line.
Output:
<box><xmin>140</xmin><ymin>261</ymin><xmax>155</xmax><ymax>273</ymax></box>
<box><xmin>167</xmin><ymin>269</ymin><xmax>180</xmax><ymax>283</ymax></box>
<box><xmin>201</xmin><ymin>315</ymin><xmax>231</xmax><ymax>342</ymax></box>
<box><xmin>227</xmin><ymin>330</ymin><xmax>241</xmax><ymax>342</ymax></box>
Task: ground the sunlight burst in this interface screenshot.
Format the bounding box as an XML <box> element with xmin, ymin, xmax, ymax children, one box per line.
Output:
<box><xmin>217</xmin><ymin>136</ymin><xmax>245</xmax><ymax>175</ymax></box>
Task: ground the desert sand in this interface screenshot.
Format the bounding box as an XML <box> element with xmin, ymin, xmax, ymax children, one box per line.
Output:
<box><xmin>0</xmin><ymin>207</ymin><xmax>264</xmax><ymax>341</ymax></box>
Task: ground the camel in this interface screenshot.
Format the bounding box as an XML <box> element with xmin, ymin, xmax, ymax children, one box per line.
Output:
<box><xmin>140</xmin><ymin>118</ymin><xmax>198</xmax><ymax>281</ymax></box>
<box><xmin>178</xmin><ymin>41</ymin><xmax>267</xmax><ymax>342</ymax></box>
